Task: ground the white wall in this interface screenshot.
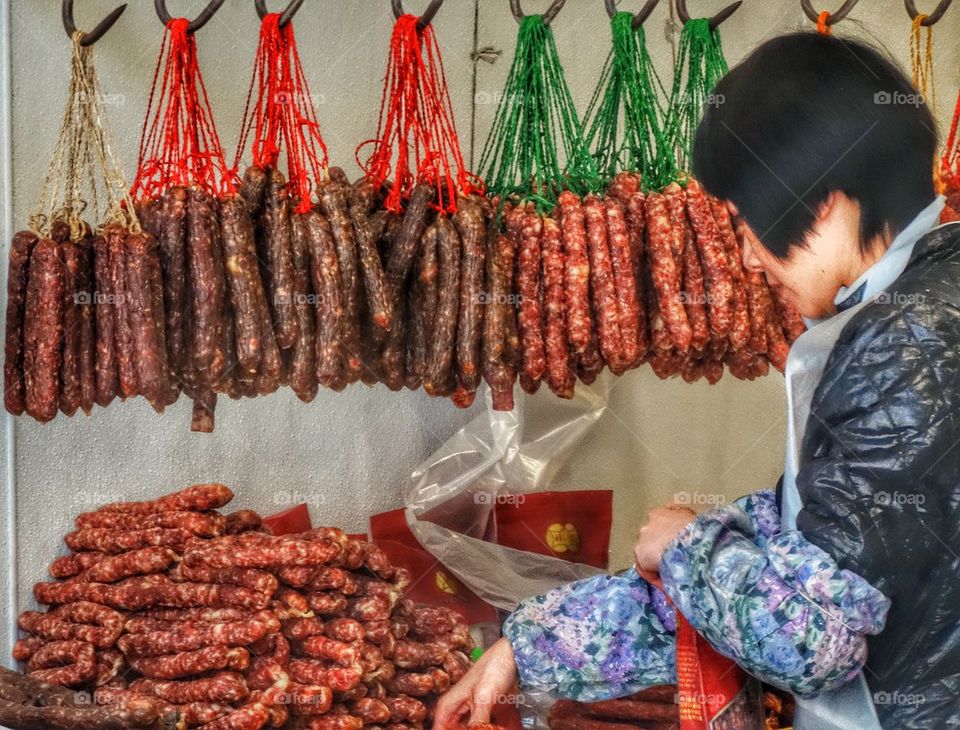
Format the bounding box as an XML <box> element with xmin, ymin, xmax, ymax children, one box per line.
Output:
<box><xmin>3</xmin><ymin>0</ymin><xmax>959</xmax><ymax>666</ymax></box>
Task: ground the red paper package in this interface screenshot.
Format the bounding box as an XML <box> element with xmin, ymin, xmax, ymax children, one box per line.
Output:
<box><xmin>493</xmin><ymin>490</ymin><xmax>613</xmax><ymax>569</ymax></box>
<box><xmin>262</xmin><ymin>503</ymin><xmax>312</xmax><ymax>535</ymax></box>
<box><xmin>370</xmin><ymin>508</ymin><xmax>499</xmax><ymax>627</ymax></box>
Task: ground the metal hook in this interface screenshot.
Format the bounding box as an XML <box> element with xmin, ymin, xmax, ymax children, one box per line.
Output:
<box><xmin>255</xmin><ymin>0</ymin><xmax>305</xmax><ymax>28</ymax></box>
<box><xmin>800</xmin><ymin>0</ymin><xmax>860</xmax><ymax>25</ymax></box>
<box><xmin>905</xmin><ymin>0</ymin><xmax>954</xmax><ymax>25</ymax></box>
<box><xmin>392</xmin><ymin>0</ymin><xmax>444</xmax><ymax>29</ymax></box>
<box><xmin>605</xmin><ymin>0</ymin><xmax>661</xmax><ymax>28</ymax></box>
<box><xmin>154</xmin><ymin>0</ymin><xmax>227</xmax><ymax>33</ymax></box>
<box><xmin>676</xmin><ymin>0</ymin><xmax>742</xmax><ymax>29</ymax></box>
<box><xmin>510</xmin><ymin>0</ymin><xmax>567</xmax><ymax>25</ymax></box>
<box><xmin>62</xmin><ymin>0</ymin><xmax>127</xmax><ymax>46</ymax></box>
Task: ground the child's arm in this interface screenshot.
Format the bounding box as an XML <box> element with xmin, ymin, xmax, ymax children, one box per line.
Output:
<box><xmin>501</xmin><ymin>568</ymin><xmax>676</xmax><ymax>702</ymax></box>
<box><xmin>659</xmin><ymin>490</ymin><xmax>890</xmax><ymax>698</ymax></box>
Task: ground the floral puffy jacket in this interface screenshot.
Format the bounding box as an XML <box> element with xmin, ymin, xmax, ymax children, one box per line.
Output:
<box><xmin>502</xmin><ymin>489</ymin><xmax>890</xmax><ymax>702</ymax></box>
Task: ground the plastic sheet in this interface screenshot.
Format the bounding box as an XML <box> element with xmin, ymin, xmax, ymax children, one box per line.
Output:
<box><xmin>403</xmin><ymin>373</ymin><xmax>617</xmax><ymax>611</ymax></box>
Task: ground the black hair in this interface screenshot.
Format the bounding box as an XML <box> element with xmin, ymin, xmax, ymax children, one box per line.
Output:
<box><xmin>692</xmin><ymin>32</ymin><xmax>937</xmax><ymax>259</ymax></box>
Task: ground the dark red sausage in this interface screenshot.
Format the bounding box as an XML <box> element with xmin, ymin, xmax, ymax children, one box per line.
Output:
<box><xmin>23</xmin><ymin>238</ymin><xmax>65</xmax><ymax>422</ymax></box>
<box><xmin>423</xmin><ymin>217</ymin><xmax>461</xmax><ymax>396</ymax></box>
<box><xmin>5</xmin><ymin>231</ymin><xmax>38</xmax><ymax>415</ymax></box>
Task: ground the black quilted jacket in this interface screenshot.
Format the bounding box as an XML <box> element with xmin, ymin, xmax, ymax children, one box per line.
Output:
<box><xmin>790</xmin><ymin>223</ymin><xmax>960</xmax><ymax>728</ymax></box>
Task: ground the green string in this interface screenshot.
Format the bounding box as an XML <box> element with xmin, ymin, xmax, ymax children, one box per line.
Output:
<box><xmin>479</xmin><ymin>14</ymin><xmax>600</xmax><ymax>211</ymax></box>
<box><xmin>582</xmin><ymin>12</ymin><xmax>675</xmax><ymax>191</ymax></box>
<box><xmin>664</xmin><ymin>18</ymin><xmax>729</xmax><ymax>174</ymax></box>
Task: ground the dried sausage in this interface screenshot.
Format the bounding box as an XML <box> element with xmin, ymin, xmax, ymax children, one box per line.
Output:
<box><xmin>65</xmin><ymin>527</ymin><xmax>191</xmax><ymax>553</ymax></box>
<box><xmin>672</xmin><ymin>196</ymin><xmax>711</xmax><ymax>354</ymax></box>
<box><xmin>92</xmin><ymin>231</ymin><xmax>118</xmax><ymax>406</ymax></box>
<box><xmin>159</xmin><ymin>186</ymin><xmax>189</xmax><ymax>376</ymax></box>
<box><xmin>130</xmin><ymin>672</ymin><xmax>249</xmax><ymax>705</ymax></box>
<box><xmin>423</xmin><ymin>217</ymin><xmax>461</xmax><ymax>396</ymax></box>
<box><xmin>98</xmin><ymin>484</ymin><xmax>234</xmax><ymax>513</ymax></box>
<box><xmin>644</xmin><ymin>193</ymin><xmax>691</xmax><ymax>353</ymax></box>
<box><xmin>558</xmin><ymin>192</ymin><xmax>592</xmax><ymax>357</ymax></box>
<box><xmin>4</xmin><ymin>230</ymin><xmax>38</xmax><ymax>415</ymax></box>
<box><xmin>127</xmin><ymin>646</ymin><xmax>250</xmax><ymax>680</ymax></box>
<box><xmin>516</xmin><ymin>211</ymin><xmax>546</xmax><ymax>381</ymax></box>
<box><xmin>220</xmin><ymin>196</ymin><xmax>265</xmax><ymax>379</ymax></box>
<box><xmin>406</xmin><ymin>222</ymin><xmax>440</xmax><ymax>390</ymax></box>
<box><xmin>118</xmin><ymin>611</ymin><xmax>279</xmax><ymax>656</ymax></box>
<box><xmin>23</xmin><ymin>238</ymin><xmax>65</xmax><ymax>421</ymax></box>
<box><xmin>348</xmin><ymin>186</ymin><xmax>392</xmax><ymax>330</ymax></box>
<box><xmin>453</xmin><ymin>196</ymin><xmax>486</xmax><ymax>391</ymax></box>
<box><xmin>320</xmin><ymin>184</ymin><xmax>362</xmax><ymax>381</ymax></box>
<box><xmin>77</xmin><ymin>546</ymin><xmax>178</xmax><ymax>583</ymax></box>
<box><xmin>303</xmin><ymin>210</ymin><xmax>347</xmax><ymax>391</ymax></box>
<box><xmin>125</xmin><ymin>233</ymin><xmax>167</xmax><ymax>408</ymax></box>
<box><xmin>172</xmin><ymin>564</ymin><xmax>278</xmax><ymax>594</ymax></box>
<box><xmin>18</xmin><ymin>601</ymin><xmax>124</xmax><ymax>648</ymax></box>
<box><xmin>709</xmin><ymin>197</ymin><xmax>750</xmax><ymax>350</ymax></box>
<box><xmin>481</xmin><ymin>225</ymin><xmax>517</xmax><ymax>411</ymax></box>
<box><xmin>184</xmin><ymin>536</ymin><xmax>340</xmax><ymax>569</ymax></box>
<box><xmin>59</xmin><ymin>239</ymin><xmax>83</xmax><ymax>416</ymax></box>
<box><xmin>604</xmin><ymin>198</ymin><xmax>641</xmax><ymax>370</ymax></box>
<box><xmin>76</xmin><ymin>509</ymin><xmax>225</xmax><ymax>536</ymax></box>
<box><xmin>538</xmin><ymin>216</ymin><xmax>575</xmax><ymax>398</ymax></box>
<box><xmin>260</xmin><ymin>171</ymin><xmax>299</xmax><ymax>350</ymax></box>
<box><xmin>685</xmin><ymin>179</ymin><xmax>733</xmax><ymax>339</ymax></box>
<box><xmin>289</xmin><ymin>212</ymin><xmax>319</xmax><ymax>402</ymax></box>
<box><xmin>288</xmin><ymin>659</ymin><xmax>362</xmax><ymax>692</ymax></box>
<box><xmin>27</xmin><ymin>640</ymin><xmax>96</xmax><ymax>686</ymax></box>
<box><xmin>106</xmin><ymin>228</ymin><xmax>138</xmax><ymax>400</ymax></box>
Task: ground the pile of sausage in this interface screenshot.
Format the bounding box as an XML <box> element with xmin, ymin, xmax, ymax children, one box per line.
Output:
<box><xmin>548</xmin><ymin>686</ymin><xmax>679</xmax><ymax>730</ymax></box>
<box><xmin>11</xmin><ymin>483</ymin><xmax>476</xmax><ymax>730</ymax></box>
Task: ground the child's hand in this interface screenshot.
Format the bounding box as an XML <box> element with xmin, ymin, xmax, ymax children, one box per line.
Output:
<box><xmin>434</xmin><ymin>637</ymin><xmax>518</xmax><ymax>729</ymax></box>
<box><xmin>634</xmin><ymin>505</ymin><xmax>696</xmax><ymax>575</ymax></box>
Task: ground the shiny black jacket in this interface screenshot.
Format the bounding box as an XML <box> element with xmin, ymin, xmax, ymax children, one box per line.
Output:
<box><xmin>791</xmin><ymin>224</ymin><xmax>960</xmax><ymax>728</ymax></box>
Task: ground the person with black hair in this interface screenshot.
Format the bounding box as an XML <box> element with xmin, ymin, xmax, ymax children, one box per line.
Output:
<box><xmin>436</xmin><ymin>32</ymin><xmax>959</xmax><ymax>730</ymax></box>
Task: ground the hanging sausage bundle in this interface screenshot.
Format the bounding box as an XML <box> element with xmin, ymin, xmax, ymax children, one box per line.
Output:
<box><xmin>480</xmin><ymin>0</ymin><xmax>607</xmax><ymax>406</ymax></box>
<box><xmin>3</xmin><ymin>23</ymin><xmax>151</xmax><ymax>425</ymax></box>
<box><xmin>6</xmin><ymin>482</ymin><xmax>477</xmax><ymax>730</ymax></box>
<box><xmin>129</xmin><ymin>11</ymin><xmax>241</xmax><ymax>432</ymax></box>
<box><xmin>358</xmin><ymin>0</ymin><xmax>487</xmax><ymax>407</ymax></box>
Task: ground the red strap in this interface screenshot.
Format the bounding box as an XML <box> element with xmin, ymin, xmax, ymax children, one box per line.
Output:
<box><xmin>234</xmin><ymin>13</ymin><xmax>328</xmax><ymax>214</ymax></box>
<box><xmin>131</xmin><ymin>18</ymin><xmax>233</xmax><ymax>202</ymax></box>
<box><xmin>359</xmin><ymin>14</ymin><xmax>483</xmax><ymax>214</ymax></box>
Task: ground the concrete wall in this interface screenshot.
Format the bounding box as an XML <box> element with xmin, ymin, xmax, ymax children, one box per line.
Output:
<box><xmin>2</xmin><ymin>0</ymin><xmax>958</xmax><ymax>665</ymax></box>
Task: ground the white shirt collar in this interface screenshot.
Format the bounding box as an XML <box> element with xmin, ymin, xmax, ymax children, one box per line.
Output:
<box><xmin>804</xmin><ymin>196</ymin><xmax>945</xmax><ymax>328</ymax></box>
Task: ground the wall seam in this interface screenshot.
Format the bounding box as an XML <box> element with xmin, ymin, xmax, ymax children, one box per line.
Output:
<box><xmin>1</xmin><ymin>0</ymin><xmax>18</xmax><ymax>671</ymax></box>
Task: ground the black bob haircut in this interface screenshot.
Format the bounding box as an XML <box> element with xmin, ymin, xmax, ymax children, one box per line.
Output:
<box><xmin>693</xmin><ymin>32</ymin><xmax>937</xmax><ymax>259</ymax></box>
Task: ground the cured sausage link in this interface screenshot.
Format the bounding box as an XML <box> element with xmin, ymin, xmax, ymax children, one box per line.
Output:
<box><xmin>23</xmin><ymin>238</ymin><xmax>65</xmax><ymax>422</ymax></box>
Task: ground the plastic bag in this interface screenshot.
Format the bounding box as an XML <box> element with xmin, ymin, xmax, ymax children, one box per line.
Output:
<box><xmin>403</xmin><ymin>373</ymin><xmax>615</xmax><ymax>611</ymax></box>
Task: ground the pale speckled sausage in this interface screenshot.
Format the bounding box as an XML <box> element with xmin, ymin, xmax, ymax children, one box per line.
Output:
<box><xmin>23</xmin><ymin>238</ymin><xmax>65</xmax><ymax>422</ymax></box>
<box><xmin>604</xmin><ymin>197</ymin><xmax>642</xmax><ymax>370</ymax></box>
<box><xmin>128</xmin><ymin>646</ymin><xmax>250</xmax><ymax>680</ymax></box>
<box><xmin>686</xmin><ymin>179</ymin><xmax>733</xmax><ymax>340</ymax></box>
<box><xmin>645</xmin><ymin>193</ymin><xmax>691</xmax><ymax>354</ymax></box>
<box><xmin>516</xmin><ymin>211</ymin><xmax>546</xmax><ymax>381</ymax></box>
<box><xmin>558</xmin><ymin>192</ymin><xmax>591</xmax><ymax>356</ymax></box>
<box><xmin>130</xmin><ymin>672</ymin><xmax>249</xmax><ymax>705</ymax></box>
<box><xmin>540</xmin><ymin>216</ymin><xmax>574</xmax><ymax>398</ymax></box>
<box><xmin>709</xmin><ymin>196</ymin><xmax>751</xmax><ymax>350</ymax></box>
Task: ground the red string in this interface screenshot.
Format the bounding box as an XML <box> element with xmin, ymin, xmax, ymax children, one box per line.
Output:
<box><xmin>359</xmin><ymin>15</ymin><xmax>483</xmax><ymax>214</ymax></box>
<box><xmin>131</xmin><ymin>19</ymin><xmax>233</xmax><ymax>203</ymax></box>
<box><xmin>816</xmin><ymin>11</ymin><xmax>832</xmax><ymax>35</ymax></box>
<box><xmin>940</xmin><ymin>91</ymin><xmax>960</xmax><ymax>196</ymax></box>
<box><xmin>234</xmin><ymin>14</ymin><xmax>329</xmax><ymax>214</ymax></box>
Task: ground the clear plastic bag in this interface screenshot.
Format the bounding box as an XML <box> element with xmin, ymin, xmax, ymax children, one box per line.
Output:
<box><xmin>403</xmin><ymin>373</ymin><xmax>615</xmax><ymax>611</ymax></box>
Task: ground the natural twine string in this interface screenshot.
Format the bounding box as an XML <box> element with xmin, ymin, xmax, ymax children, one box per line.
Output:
<box><xmin>30</xmin><ymin>32</ymin><xmax>138</xmax><ymax>239</ymax></box>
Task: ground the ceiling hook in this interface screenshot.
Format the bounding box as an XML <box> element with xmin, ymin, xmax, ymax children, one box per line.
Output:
<box><xmin>62</xmin><ymin>1</ymin><xmax>127</xmax><ymax>46</ymax></box>
<box><xmin>904</xmin><ymin>0</ymin><xmax>954</xmax><ymax>25</ymax></box>
<box><xmin>255</xmin><ymin>0</ymin><xmax>306</xmax><ymax>28</ymax></box>
<box><xmin>510</xmin><ymin>0</ymin><xmax>567</xmax><ymax>26</ymax></box>
<box><xmin>392</xmin><ymin>0</ymin><xmax>444</xmax><ymax>30</ymax></box>
<box><xmin>154</xmin><ymin>0</ymin><xmax>227</xmax><ymax>33</ymax></box>
<box><xmin>605</xmin><ymin>0</ymin><xmax>661</xmax><ymax>29</ymax></box>
<box><xmin>676</xmin><ymin>0</ymin><xmax>743</xmax><ymax>29</ymax></box>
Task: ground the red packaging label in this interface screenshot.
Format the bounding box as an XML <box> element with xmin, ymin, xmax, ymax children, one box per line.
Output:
<box><xmin>262</xmin><ymin>503</ymin><xmax>312</xmax><ymax>535</ymax></box>
<box><xmin>493</xmin><ymin>490</ymin><xmax>613</xmax><ymax>569</ymax></box>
